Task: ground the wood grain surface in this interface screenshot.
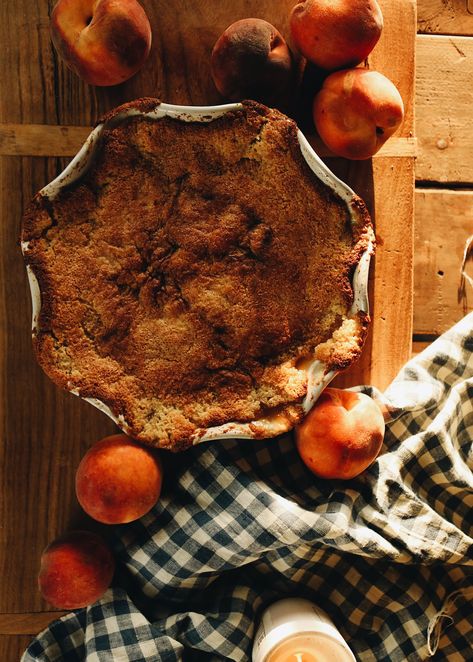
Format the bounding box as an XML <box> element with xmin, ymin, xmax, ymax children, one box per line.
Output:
<box><xmin>414</xmin><ymin>189</ymin><xmax>473</xmax><ymax>335</ymax></box>
<box><xmin>0</xmin><ymin>636</ymin><xmax>34</xmax><ymax>661</ymax></box>
<box><xmin>414</xmin><ymin>0</ymin><xmax>473</xmax><ymax>337</ymax></box>
<box><xmin>1</xmin><ymin>1</ymin><xmax>416</xmax><ymax>659</ymax></box>
<box><xmin>415</xmin><ymin>34</ymin><xmax>473</xmax><ymax>183</ymax></box>
<box><xmin>0</xmin><ymin>123</ymin><xmax>416</xmax><ymax>158</ymax></box>
<box><xmin>418</xmin><ymin>0</ymin><xmax>473</xmax><ymax>35</ymax></box>
<box><xmin>0</xmin><ymin>613</ymin><xmax>65</xmax><ymax>636</ymax></box>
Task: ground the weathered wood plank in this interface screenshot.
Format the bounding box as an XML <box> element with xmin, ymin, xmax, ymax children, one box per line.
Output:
<box><xmin>0</xmin><ymin>635</ymin><xmax>33</xmax><ymax>662</ymax></box>
<box><xmin>415</xmin><ymin>34</ymin><xmax>473</xmax><ymax>184</ymax></box>
<box><xmin>368</xmin><ymin>155</ymin><xmax>415</xmax><ymax>388</ymax></box>
<box><xmin>0</xmin><ymin>3</ymin><xmax>56</xmax><ymax>125</ymax></box>
<box><xmin>414</xmin><ymin>188</ymin><xmax>473</xmax><ymax>335</ymax></box>
<box><xmin>0</xmin><ymin>123</ymin><xmax>417</xmax><ymax>158</ymax></box>
<box><xmin>333</xmin><ymin>155</ymin><xmax>415</xmax><ymax>391</ymax></box>
<box><xmin>417</xmin><ymin>0</ymin><xmax>473</xmax><ymax>36</ymax></box>
<box><xmin>0</xmin><ymin>124</ymin><xmax>91</xmax><ymax>157</ymax></box>
<box><xmin>332</xmin><ymin>0</ymin><xmax>417</xmax><ymax>390</ymax></box>
<box><xmin>0</xmin><ymin>612</ymin><xmax>65</xmax><ymax>636</ymax></box>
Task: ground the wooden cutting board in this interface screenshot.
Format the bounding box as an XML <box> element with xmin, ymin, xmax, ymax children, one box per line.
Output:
<box><xmin>0</xmin><ymin>0</ymin><xmax>416</xmax><ymax>656</ymax></box>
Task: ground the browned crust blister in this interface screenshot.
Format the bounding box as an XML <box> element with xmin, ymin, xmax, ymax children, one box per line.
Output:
<box><xmin>22</xmin><ymin>99</ymin><xmax>373</xmax><ymax>451</ymax></box>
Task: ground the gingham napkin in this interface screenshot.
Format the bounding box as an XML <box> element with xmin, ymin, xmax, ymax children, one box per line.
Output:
<box><xmin>23</xmin><ymin>313</ymin><xmax>473</xmax><ymax>662</ymax></box>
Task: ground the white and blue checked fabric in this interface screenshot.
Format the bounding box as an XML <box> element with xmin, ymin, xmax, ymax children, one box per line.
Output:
<box><xmin>23</xmin><ymin>313</ymin><xmax>473</xmax><ymax>661</ymax></box>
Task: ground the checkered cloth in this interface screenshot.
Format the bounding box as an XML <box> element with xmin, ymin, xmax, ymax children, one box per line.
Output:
<box><xmin>23</xmin><ymin>313</ymin><xmax>473</xmax><ymax>662</ymax></box>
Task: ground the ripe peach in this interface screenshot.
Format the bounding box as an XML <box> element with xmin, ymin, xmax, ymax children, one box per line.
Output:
<box><xmin>211</xmin><ymin>18</ymin><xmax>293</xmax><ymax>104</ymax></box>
<box><xmin>313</xmin><ymin>68</ymin><xmax>404</xmax><ymax>160</ymax></box>
<box><xmin>50</xmin><ymin>0</ymin><xmax>152</xmax><ymax>86</ymax></box>
<box><xmin>295</xmin><ymin>388</ymin><xmax>385</xmax><ymax>479</ymax></box>
<box><xmin>289</xmin><ymin>0</ymin><xmax>383</xmax><ymax>70</ymax></box>
<box><xmin>38</xmin><ymin>530</ymin><xmax>115</xmax><ymax>609</ymax></box>
<box><xmin>75</xmin><ymin>434</ymin><xmax>163</xmax><ymax>524</ymax></box>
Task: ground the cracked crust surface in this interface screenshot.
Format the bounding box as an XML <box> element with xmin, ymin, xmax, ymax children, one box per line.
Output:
<box><xmin>22</xmin><ymin>100</ymin><xmax>372</xmax><ymax>450</ymax></box>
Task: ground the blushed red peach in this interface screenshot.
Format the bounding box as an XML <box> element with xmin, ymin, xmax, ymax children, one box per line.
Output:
<box><xmin>295</xmin><ymin>387</ymin><xmax>385</xmax><ymax>479</ymax></box>
<box><xmin>313</xmin><ymin>68</ymin><xmax>404</xmax><ymax>160</ymax></box>
<box><xmin>289</xmin><ymin>0</ymin><xmax>383</xmax><ymax>70</ymax></box>
<box><xmin>50</xmin><ymin>0</ymin><xmax>152</xmax><ymax>86</ymax></box>
<box><xmin>38</xmin><ymin>530</ymin><xmax>115</xmax><ymax>609</ymax></box>
<box><xmin>211</xmin><ymin>18</ymin><xmax>293</xmax><ymax>104</ymax></box>
<box><xmin>75</xmin><ymin>434</ymin><xmax>163</xmax><ymax>524</ymax></box>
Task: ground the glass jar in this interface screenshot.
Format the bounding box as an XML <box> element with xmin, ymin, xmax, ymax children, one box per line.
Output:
<box><xmin>252</xmin><ymin>598</ymin><xmax>356</xmax><ymax>662</ymax></box>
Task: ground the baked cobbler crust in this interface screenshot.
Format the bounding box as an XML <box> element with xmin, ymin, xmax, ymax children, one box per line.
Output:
<box><xmin>22</xmin><ymin>99</ymin><xmax>372</xmax><ymax>450</ymax></box>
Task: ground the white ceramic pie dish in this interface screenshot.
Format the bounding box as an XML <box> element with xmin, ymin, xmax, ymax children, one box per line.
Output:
<box><xmin>22</xmin><ymin>101</ymin><xmax>373</xmax><ymax>446</ymax></box>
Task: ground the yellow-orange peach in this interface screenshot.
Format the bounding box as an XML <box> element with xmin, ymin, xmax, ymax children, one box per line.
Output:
<box><xmin>75</xmin><ymin>434</ymin><xmax>163</xmax><ymax>524</ymax></box>
<box><xmin>313</xmin><ymin>68</ymin><xmax>404</xmax><ymax>160</ymax></box>
<box><xmin>38</xmin><ymin>530</ymin><xmax>115</xmax><ymax>609</ymax></box>
<box><xmin>50</xmin><ymin>0</ymin><xmax>152</xmax><ymax>86</ymax></box>
<box><xmin>295</xmin><ymin>388</ymin><xmax>385</xmax><ymax>479</ymax></box>
<box><xmin>289</xmin><ymin>0</ymin><xmax>383</xmax><ymax>70</ymax></box>
<box><xmin>211</xmin><ymin>18</ymin><xmax>292</xmax><ymax>104</ymax></box>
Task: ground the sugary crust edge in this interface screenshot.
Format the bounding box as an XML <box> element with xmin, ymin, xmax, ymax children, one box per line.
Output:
<box><xmin>95</xmin><ymin>97</ymin><xmax>164</xmax><ymax>125</ymax></box>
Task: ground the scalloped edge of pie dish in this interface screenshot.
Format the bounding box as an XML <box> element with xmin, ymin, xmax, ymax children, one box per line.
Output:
<box><xmin>21</xmin><ymin>101</ymin><xmax>373</xmax><ymax>446</ymax></box>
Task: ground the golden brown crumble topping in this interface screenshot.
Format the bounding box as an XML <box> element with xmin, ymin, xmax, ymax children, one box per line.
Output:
<box><xmin>22</xmin><ymin>100</ymin><xmax>372</xmax><ymax>450</ymax></box>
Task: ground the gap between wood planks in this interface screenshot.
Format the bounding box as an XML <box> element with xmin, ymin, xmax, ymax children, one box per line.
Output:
<box><xmin>416</xmin><ymin>181</ymin><xmax>473</xmax><ymax>191</ymax></box>
<box><xmin>0</xmin><ymin>123</ymin><xmax>417</xmax><ymax>159</ymax></box>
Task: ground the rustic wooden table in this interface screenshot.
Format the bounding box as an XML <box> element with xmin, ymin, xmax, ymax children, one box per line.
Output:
<box><xmin>0</xmin><ymin>1</ymin><xmax>470</xmax><ymax>659</ymax></box>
